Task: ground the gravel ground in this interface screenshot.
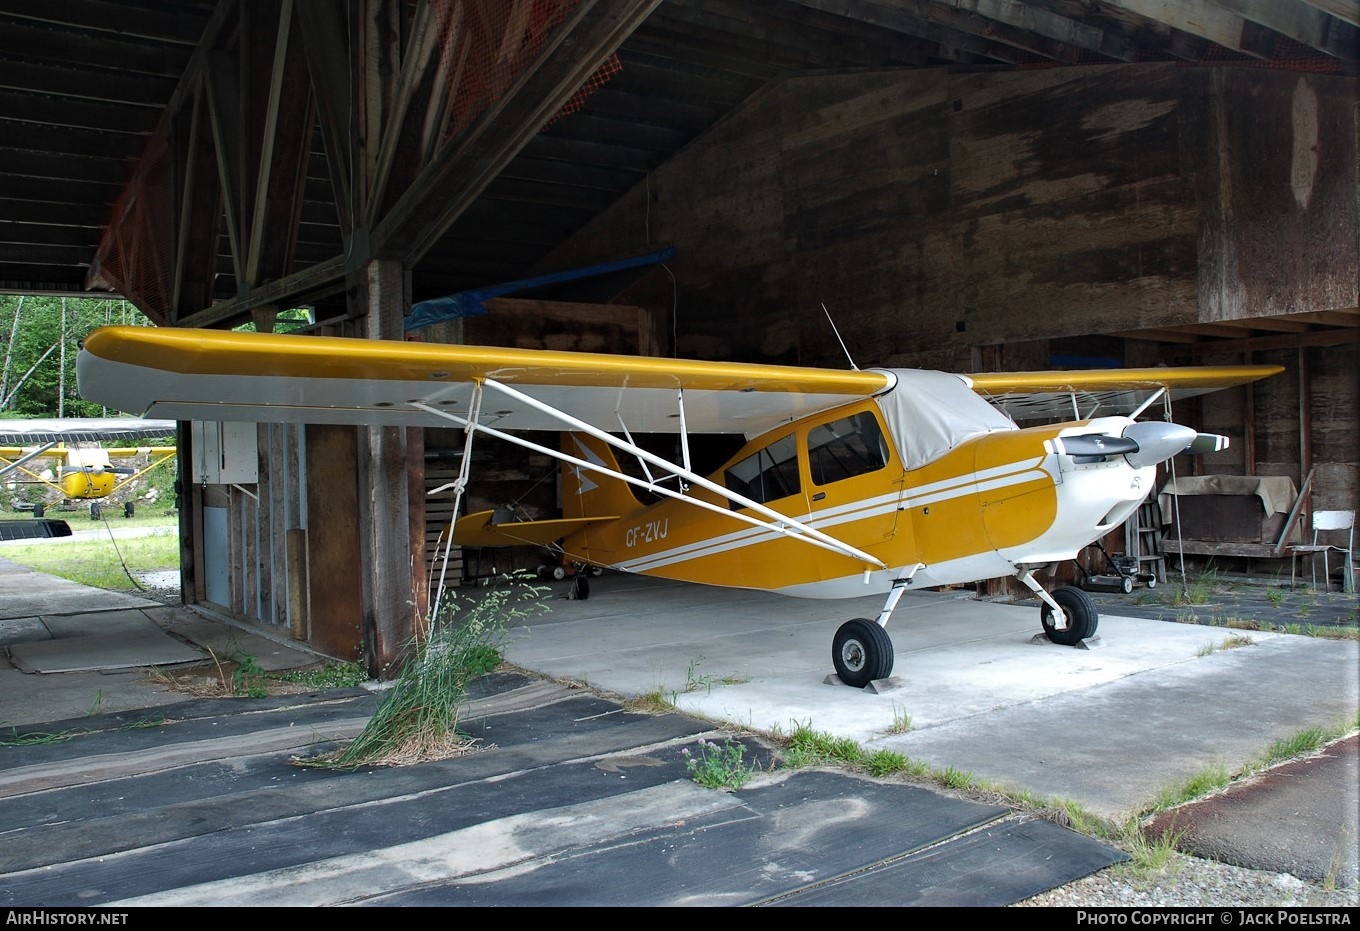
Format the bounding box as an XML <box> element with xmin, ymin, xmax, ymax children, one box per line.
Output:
<box><xmin>1015</xmin><ymin>852</ymin><xmax>1359</xmax><ymax>908</ymax></box>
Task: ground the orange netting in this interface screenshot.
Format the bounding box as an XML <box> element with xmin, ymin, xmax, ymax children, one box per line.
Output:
<box><xmin>430</xmin><ymin>0</ymin><xmax>619</xmax><ymax>140</ymax></box>
<box><xmin>86</xmin><ymin>114</ymin><xmax>175</xmax><ymax>325</ymax></box>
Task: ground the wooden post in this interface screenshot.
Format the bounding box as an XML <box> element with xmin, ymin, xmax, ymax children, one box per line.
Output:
<box><xmin>286</xmin><ymin>528</ymin><xmax>309</xmax><ymax>640</ymax></box>
<box><xmin>352</xmin><ymin>258</ymin><xmax>422</xmax><ymax>679</ymax></box>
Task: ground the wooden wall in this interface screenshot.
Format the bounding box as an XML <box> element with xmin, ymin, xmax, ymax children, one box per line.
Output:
<box><xmin>539</xmin><ymin>62</ymin><xmax>1358</xmax><ymax>511</ymax></box>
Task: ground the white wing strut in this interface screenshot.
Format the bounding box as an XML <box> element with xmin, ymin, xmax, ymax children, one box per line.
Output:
<box><xmin>409</xmin><ymin>377</ymin><xmax>887</xmax><ymax>570</ymax></box>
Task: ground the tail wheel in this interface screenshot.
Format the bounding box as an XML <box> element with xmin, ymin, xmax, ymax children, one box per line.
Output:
<box><xmin>1040</xmin><ymin>585</ymin><xmax>1099</xmax><ymax>646</ymax></box>
<box><xmin>832</xmin><ymin>618</ymin><xmax>895</xmax><ymax>688</ymax></box>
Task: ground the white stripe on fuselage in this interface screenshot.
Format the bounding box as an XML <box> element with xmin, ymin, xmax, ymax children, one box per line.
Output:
<box><xmin>616</xmin><ymin>457</ymin><xmax>1048</xmax><ymax>574</ymax></box>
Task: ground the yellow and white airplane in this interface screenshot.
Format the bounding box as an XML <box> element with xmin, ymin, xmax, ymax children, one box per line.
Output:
<box><xmin>0</xmin><ymin>417</ymin><xmax>177</xmax><ymax>520</ymax></box>
<box><xmin>76</xmin><ymin>325</ymin><xmax>1280</xmax><ymax>686</ymax></box>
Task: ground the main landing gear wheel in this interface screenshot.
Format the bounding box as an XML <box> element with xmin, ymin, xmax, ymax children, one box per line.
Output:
<box><xmin>1040</xmin><ymin>585</ymin><xmax>1099</xmax><ymax>646</ymax></box>
<box><xmin>832</xmin><ymin>618</ymin><xmax>894</xmax><ymax>688</ymax></box>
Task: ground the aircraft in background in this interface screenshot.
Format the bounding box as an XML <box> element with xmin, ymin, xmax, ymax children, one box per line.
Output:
<box><xmin>0</xmin><ymin>417</ymin><xmax>176</xmax><ymax>522</ymax></box>
<box><xmin>75</xmin><ymin>325</ymin><xmax>1280</xmax><ymax>687</ymax></box>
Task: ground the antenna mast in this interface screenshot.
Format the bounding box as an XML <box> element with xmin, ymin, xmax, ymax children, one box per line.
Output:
<box><xmin>822</xmin><ymin>303</ymin><xmax>859</xmax><ymax>371</ymax></box>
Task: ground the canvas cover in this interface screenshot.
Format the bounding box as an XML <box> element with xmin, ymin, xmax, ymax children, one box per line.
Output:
<box><xmin>873</xmin><ymin>369</ymin><xmax>1017</xmax><ymax>471</ymax></box>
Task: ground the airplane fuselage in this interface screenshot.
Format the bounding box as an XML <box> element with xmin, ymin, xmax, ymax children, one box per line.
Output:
<box><xmin>561</xmin><ymin>399</ymin><xmax>1153</xmax><ymax>599</ymax></box>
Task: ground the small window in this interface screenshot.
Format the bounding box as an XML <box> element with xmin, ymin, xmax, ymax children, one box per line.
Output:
<box><xmin>724</xmin><ymin>434</ymin><xmax>800</xmax><ymax>508</ymax></box>
<box><xmin>808</xmin><ymin>412</ymin><xmax>888</xmax><ymax>486</ymax></box>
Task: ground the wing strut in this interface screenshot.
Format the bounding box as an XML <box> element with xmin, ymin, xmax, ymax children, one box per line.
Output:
<box><xmin>0</xmin><ymin>442</ymin><xmax>58</xmax><ymax>479</ymax></box>
<box><xmin>408</xmin><ymin>383</ymin><xmax>887</xmax><ymax>570</ymax></box>
<box><xmin>429</xmin><ymin>381</ymin><xmax>484</xmax><ymax>617</ymax></box>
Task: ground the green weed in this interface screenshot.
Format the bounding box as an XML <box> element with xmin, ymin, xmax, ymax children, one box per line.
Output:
<box><xmin>1150</xmin><ymin>762</ymin><xmax>1231</xmax><ymax>811</ymax></box>
<box><xmin>683</xmin><ymin>737</ymin><xmax>758</xmax><ymax>790</ymax></box>
<box><xmin>781</xmin><ymin>722</ymin><xmax>865</xmax><ymax>768</ymax></box>
<box><xmin>863</xmin><ymin>748</ymin><xmax>912</xmax><ymax>777</ymax></box>
<box><xmin>276</xmin><ymin>661</ymin><xmax>368</xmax><ymax>690</ymax></box>
<box><xmin>626</xmin><ymin>689</ymin><xmax>675</xmax><ymax>715</ymax></box>
<box><xmin>886</xmin><ymin>703</ymin><xmax>912</xmax><ymax>735</ymax></box>
<box><xmin>684</xmin><ymin>655</ymin><xmax>713</xmax><ymax>694</ymax></box>
<box><xmin>0</xmin><ymin>728</ymin><xmax>83</xmax><ymax>746</ymax></box>
<box><xmin>232</xmin><ymin>655</ymin><xmax>270</xmax><ymax>698</ymax></box>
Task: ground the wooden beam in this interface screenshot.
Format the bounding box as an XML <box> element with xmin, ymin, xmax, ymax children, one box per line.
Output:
<box><xmin>1099</xmin><ymin>0</ymin><xmax>1272</xmax><ymax>59</ymax></box>
<box><xmin>789</xmin><ymin>0</ymin><xmax>1021</xmax><ymax>63</ymax></box>
<box><xmin>202</xmin><ymin>47</ymin><xmax>246</xmax><ymax>287</ymax></box>
<box><xmin>372</xmin><ymin>0</ymin><xmax>666</xmax><ymax>266</ymax></box>
<box><xmin>294</xmin><ymin>0</ymin><xmax>356</xmax><ymax>235</ymax></box>
<box><xmin>1298</xmin><ymin>0</ymin><xmax>1360</xmax><ymax>29</ymax></box>
<box><xmin>365</xmin><ymin>0</ymin><xmax>449</xmax><ymax>228</ymax></box>
<box><xmin>943</xmin><ymin>0</ymin><xmax>1138</xmax><ymax>60</ymax></box>
<box><xmin>1209</xmin><ymin>0</ymin><xmax>1360</xmax><ymax>59</ymax></box>
<box><xmin>177</xmin><ymin>253</ymin><xmax>348</xmax><ymax>328</ymax></box>
<box><xmin>1156</xmin><ymin>327</ymin><xmax>1359</xmax><ymax>358</ymax></box>
<box><xmin>244</xmin><ymin>0</ymin><xmax>314</xmax><ymax>288</ymax></box>
<box><xmin>171</xmin><ymin>81</ymin><xmax>225</xmax><ymax>324</ymax></box>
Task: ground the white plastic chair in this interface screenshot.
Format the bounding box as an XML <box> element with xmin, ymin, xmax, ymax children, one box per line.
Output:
<box><xmin>1289</xmin><ymin>510</ymin><xmax>1355</xmax><ymax>593</ymax></box>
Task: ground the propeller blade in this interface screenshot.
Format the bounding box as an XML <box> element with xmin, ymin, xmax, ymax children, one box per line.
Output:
<box><xmin>1187</xmin><ymin>432</ymin><xmax>1230</xmax><ymax>455</ymax></box>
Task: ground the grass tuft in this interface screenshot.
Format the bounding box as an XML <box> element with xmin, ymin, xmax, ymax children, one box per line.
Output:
<box><xmin>294</xmin><ymin>574</ymin><xmax>548</xmax><ymax>769</ymax></box>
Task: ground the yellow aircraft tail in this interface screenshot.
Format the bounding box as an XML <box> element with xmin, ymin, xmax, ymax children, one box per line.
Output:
<box><xmin>560</xmin><ymin>432</ymin><xmax>642</xmax><ymax>520</ymax></box>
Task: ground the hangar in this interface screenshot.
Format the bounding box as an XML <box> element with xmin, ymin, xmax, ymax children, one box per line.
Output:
<box><xmin>1</xmin><ymin>0</ymin><xmax>1355</xmax><ymax>676</ymax></box>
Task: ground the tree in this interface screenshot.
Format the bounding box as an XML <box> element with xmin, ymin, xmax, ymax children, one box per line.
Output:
<box><xmin>0</xmin><ymin>295</ymin><xmax>153</xmax><ymax>418</ymax></box>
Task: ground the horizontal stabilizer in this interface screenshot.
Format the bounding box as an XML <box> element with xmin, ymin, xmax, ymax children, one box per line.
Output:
<box><xmin>453</xmin><ymin>510</ymin><xmax>619</xmax><ymax>548</ymax></box>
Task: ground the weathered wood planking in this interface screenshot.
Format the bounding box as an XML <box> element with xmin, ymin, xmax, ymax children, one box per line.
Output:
<box><xmin>304</xmin><ymin>424</ymin><xmax>363</xmax><ymax>660</ymax></box>
<box><xmin>545</xmin><ymin>63</ymin><xmax>1353</xmax><ymax>376</ymax></box>
<box><xmin>1197</xmin><ymin>70</ymin><xmax>1359</xmax><ymax>321</ymax></box>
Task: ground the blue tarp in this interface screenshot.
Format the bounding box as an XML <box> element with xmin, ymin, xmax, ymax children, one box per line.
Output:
<box><xmin>405</xmin><ymin>246</ymin><xmax>676</xmax><ymax>332</ymax></box>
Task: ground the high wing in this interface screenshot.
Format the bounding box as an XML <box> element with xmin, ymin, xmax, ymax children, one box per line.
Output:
<box><xmin>0</xmin><ymin>414</ymin><xmax>178</xmax><ymax>498</ymax></box>
<box><xmin>78</xmin><ymin>325</ymin><xmax>1283</xmax><ymax>439</ymax></box>
<box><xmin>77</xmin><ymin>325</ymin><xmax>893</xmax><ymax>436</ymax></box>
<box><xmin>967</xmin><ymin>368</ymin><xmax>1284</xmax><ymax>423</ymax></box>
<box><xmin>0</xmin><ymin>417</ymin><xmax>176</xmax><ymax>445</ymax></box>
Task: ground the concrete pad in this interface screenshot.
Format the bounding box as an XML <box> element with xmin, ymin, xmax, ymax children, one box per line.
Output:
<box><xmin>164</xmin><ymin>615</ymin><xmax>321</xmax><ymax>672</ymax></box>
<box><xmin>0</xmin><ymin>667</ymin><xmax>189</xmax><ymax>729</ymax></box>
<box><xmin>8</xmin><ymin>609</ymin><xmax>205</xmax><ymax>674</ymax></box>
<box><xmin>0</xmin><ymin>617</ymin><xmax>50</xmax><ymax>647</ymax></box>
<box><xmin>503</xmin><ymin>574</ymin><xmax>1360</xmax><ymax>822</ymax></box>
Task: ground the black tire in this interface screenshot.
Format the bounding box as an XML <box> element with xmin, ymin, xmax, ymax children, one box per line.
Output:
<box><xmin>1147</xmin><ymin>576</ymin><xmax>1158</xmax><ymax>590</ymax></box>
<box><xmin>1121</xmin><ymin>575</ymin><xmax>1134</xmax><ymax>594</ymax></box>
<box><xmin>124</xmin><ymin>501</ymin><xmax>135</xmax><ymax>518</ymax></box>
<box><xmin>32</xmin><ymin>503</ymin><xmax>44</xmax><ymax>519</ymax></box>
<box><xmin>832</xmin><ymin>618</ymin><xmax>895</xmax><ymax>687</ymax></box>
<box><xmin>570</xmin><ymin>573</ymin><xmax>590</xmax><ymax>600</ymax></box>
<box><xmin>89</xmin><ymin>501</ymin><xmax>101</xmax><ymax>520</ymax></box>
<box><xmin>1040</xmin><ymin>585</ymin><xmax>1099</xmax><ymax>646</ymax></box>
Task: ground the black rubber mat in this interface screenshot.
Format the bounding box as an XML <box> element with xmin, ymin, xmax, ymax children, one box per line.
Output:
<box><xmin>0</xmin><ymin>674</ymin><xmax>1126</xmax><ymax>907</ymax></box>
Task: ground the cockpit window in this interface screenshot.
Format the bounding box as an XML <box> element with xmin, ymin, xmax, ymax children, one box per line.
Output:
<box><xmin>808</xmin><ymin>412</ymin><xmax>889</xmax><ymax>486</ymax></box>
<box><xmin>724</xmin><ymin>434</ymin><xmax>800</xmax><ymax>508</ymax></box>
